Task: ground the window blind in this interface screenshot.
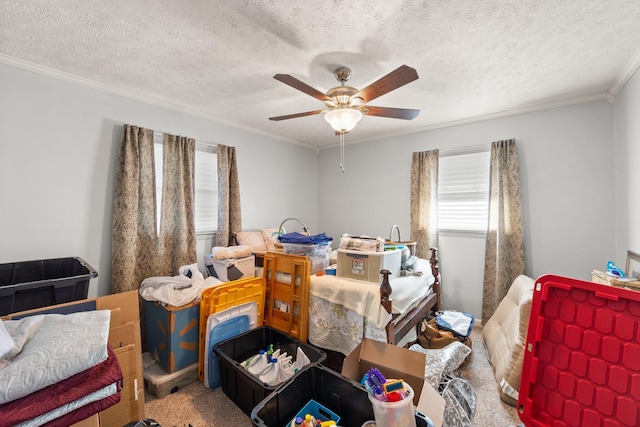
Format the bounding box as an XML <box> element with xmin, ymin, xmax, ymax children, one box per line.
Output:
<box><xmin>194</xmin><ymin>145</ymin><xmax>217</xmax><ymax>233</ymax></box>
<box><xmin>438</xmin><ymin>150</ymin><xmax>490</xmax><ymax>233</ymax></box>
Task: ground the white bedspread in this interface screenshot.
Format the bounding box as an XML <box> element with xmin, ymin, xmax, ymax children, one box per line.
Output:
<box><xmin>0</xmin><ymin>310</ymin><xmax>111</xmax><ymax>405</ymax></box>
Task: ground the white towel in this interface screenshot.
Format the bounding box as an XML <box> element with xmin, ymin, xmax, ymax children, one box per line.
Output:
<box><xmin>211</xmin><ymin>245</ymin><xmax>253</xmax><ymax>260</ymax></box>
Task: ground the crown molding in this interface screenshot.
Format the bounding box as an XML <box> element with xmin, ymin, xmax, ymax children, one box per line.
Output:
<box><xmin>607</xmin><ymin>47</ymin><xmax>640</xmax><ymax>97</ymax></box>
<box><xmin>324</xmin><ymin>92</ymin><xmax>609</xmax><ymax>150</ymax></box>
<box><xmin>0</xmin><ymin>53</ymin><xmax>626</xmax><ymax>152</ymax></box>
<box><xmin>0</xmin><ymin>53</ymin><xmax>317</xmax><ymax>150</ymax></box>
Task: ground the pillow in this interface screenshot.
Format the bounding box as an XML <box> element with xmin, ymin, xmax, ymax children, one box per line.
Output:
<box><xmin>234</xmin><ymin>231</ymin><xmax>267</xmax><ymax>253</ymax></box>
<box><xmin>261</xmin><ymin>228</ymin><xmax>283</xmax><ymax>251</ymax></box>
<box><xmin>481</xmin><ymin>275</ymin><xmax>535</xmax><ymax>406</ymax></box>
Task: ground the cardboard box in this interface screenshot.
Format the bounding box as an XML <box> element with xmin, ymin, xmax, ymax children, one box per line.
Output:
<box><xmin>3</xmin><ymin>290</ymin><xmax>145</xmax><ymax>425</ymax></box>
<box><xmin>342</xmin><ymin>338</ymin><xmax>445</xmax><ymax>427</ymax></box>
<box><xmin>204</xmin><ymin>254</ymin><xmax>255</xmax><ymax>282</ymax></box>
<box><xmin>337</xmin><ymin>249</ymin><xmax>402</xmax><ymax>282</ymax></box>
<box><xmin>144</xmin><ymin>299</ymin><xmax>200</xmax><ymax>373</ymax></box>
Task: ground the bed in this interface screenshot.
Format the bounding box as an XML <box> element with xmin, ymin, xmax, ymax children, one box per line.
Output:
<box><xmin>0</xmin><ymin>310</ymin><xmax>122</xmax><ymax>427</ymax></box>
<box><xmin>308</xmin><ymin>247</ymin><xmax>439</xmax><ymax>355</ymax></box>
<box><xmin>255</xmin><ymin>246</ymin><xmax>440</xmax><ymax>356</ymax></box>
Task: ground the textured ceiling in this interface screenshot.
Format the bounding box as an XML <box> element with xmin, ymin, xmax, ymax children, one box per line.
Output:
<box><xmin>2</xmin><ymin>0</ymin><xmax>640</xmax><ymax>149</ymax></box>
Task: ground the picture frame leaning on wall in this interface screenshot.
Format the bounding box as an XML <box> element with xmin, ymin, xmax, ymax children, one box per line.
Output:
<box><xmin>625</xmin><ymin>249</ymin><xmax>640</xmax><ymax>278</ymax></box>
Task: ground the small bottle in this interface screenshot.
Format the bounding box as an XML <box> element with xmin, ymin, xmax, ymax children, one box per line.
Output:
<box><xmin>304</xmin><ymin>414</ymin><xmax>315</xmax><ymax>427</ymax></box>
<box><xmin>290</xmin><ymin>416</ymin><xmax>303</xmax><ymax>427</ymax></box>
<box><xmin>258</xmin><ymin>358</ymin><xmax>280</xmax><ymax>385</ymax></box>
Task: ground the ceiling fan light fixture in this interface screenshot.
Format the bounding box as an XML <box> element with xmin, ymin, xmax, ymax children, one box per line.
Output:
<box><xmin>325</xmin><ymin>108</ymin><xmax>363</xmax><ymax>132</ymax></box>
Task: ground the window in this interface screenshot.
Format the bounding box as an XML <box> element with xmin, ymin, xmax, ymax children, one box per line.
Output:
<box><xmin>154</xmin><ymin>135</ymin><xmax>218</xmax><ymax>234</ymax></box>
<box><xmin>438</xmin><ymin>150</ymin><xmax>490</xmax><ymax>233</ymax></box>
<box><xmin>194</xmin><ymin>144</ymin><xmax>218</xmax><ymax>233</ymax></box>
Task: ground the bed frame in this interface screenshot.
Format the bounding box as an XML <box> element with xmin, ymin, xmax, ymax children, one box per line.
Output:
<box><xmin>383</xmin><ymin>247</ymin><xmax>440</xmax><ymax>344</ymax></box>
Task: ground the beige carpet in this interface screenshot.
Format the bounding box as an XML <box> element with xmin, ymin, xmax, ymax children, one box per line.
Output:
<box><xmin>145</xmin><ymin>326</ymin><xmax>522</xmax><ymax>426</ymax></box>
<box><xmin>459</xmin><ymin>326</ymin><xmax>522</xmax><ymax>426</ymax></box>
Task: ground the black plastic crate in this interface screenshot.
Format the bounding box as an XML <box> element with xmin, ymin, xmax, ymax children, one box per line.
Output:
<box><xmin>251</xmin><ymin>364</ymin><xmax>433</xmax><ymax>427</ymax></box>
<box><xmin>213</xmin><ymin>326</ymin><xmax>327</xmax><ymax>416</ymax></box>
<box><xmin>0</xmin><ymin>257</ymin><xmax>97</xmax><ymax>315</ymax></box>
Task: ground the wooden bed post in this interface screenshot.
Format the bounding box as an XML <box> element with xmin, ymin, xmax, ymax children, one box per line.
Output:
<box><xmin>380</xmin><ymin>269</ymin><xmax>393</xmax><ymax>314</ymax></box>
<box><xmin>429</xmin><ymin>247</ymin><xmax>440</xmax><ymax>311</ymax></box>
<box><xmin>381</xmin><ymin>248</ymin><xmax>441</xmax><ymax>345</ymax></box>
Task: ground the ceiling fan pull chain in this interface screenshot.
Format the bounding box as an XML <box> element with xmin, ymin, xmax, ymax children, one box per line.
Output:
<box><xmin>339</xmin><ymin>131</ymin><xmax>345</xmax><ymax>173</ymax></box>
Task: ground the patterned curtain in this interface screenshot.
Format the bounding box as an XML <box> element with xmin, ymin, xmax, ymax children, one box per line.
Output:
<box><xmin>158</xmin><ymin>133</ymin><xmax>197</xmax><ymax>275</ymax></box>
<box><xmin>482</xmin><ymin>139</ymin><xmax>525</xmax><ymax>322</ymax></box>
<box><xmin>410</xmin><ymin>150</ymin><xmax>439</xmax><ymax>259</ymax></box>
<box><xmin>111</xmin><ymin>124</ymin><xmax>158</xmax><ymax>294</ymax></box>
<box><xmin>215</xmin><ymin>144</ymin><xmax>242</xmax><ymax>246</ymax></box>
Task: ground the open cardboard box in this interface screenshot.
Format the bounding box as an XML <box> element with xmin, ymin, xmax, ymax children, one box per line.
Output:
<box><xmin>3</xmin><ymin>290</ymin><xmax>145</xmax><ymax>426</ymax></box>
<box><xmin>342</xmin><ymin>338</ymin><xmax>445</xmax><ymax>427</ymax></box>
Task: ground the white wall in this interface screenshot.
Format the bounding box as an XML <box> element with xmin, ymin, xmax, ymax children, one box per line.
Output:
<box><xmin>614</xmin><ymin>68</ymin><xmax>640</xmax><ymax>262</ymax></box>
<box><xmin>0</xmin><ymin>63</ymin><xmax>318</xmax><ymax>298</ymax></box>
<box><xmin>0</xmin><ymin>61</ymin><xmax>627</xmax><ymax>320</ymax></box>
<box><xmin>318</xmin><ymin>100</ymin><xmax>617</xmax><ymax>319</ymax></box>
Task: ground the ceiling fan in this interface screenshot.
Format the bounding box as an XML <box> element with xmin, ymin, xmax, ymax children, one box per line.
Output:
<box><xmin>269</xmin><ymin>65</ymin><xmax>420</xmax><ymax>134</ymax></box>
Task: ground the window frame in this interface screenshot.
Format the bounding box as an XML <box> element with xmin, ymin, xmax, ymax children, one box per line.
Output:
<box><xmin>437</xmin><ymin>147</ymin><xmax>491</xmax><ymax>236</ymax></box>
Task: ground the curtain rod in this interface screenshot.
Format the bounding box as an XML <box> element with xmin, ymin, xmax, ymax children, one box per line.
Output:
<box><xmin>152</xmin><ymin>130</ymin><xmax>217</xmax><ymax>149</ymax></box>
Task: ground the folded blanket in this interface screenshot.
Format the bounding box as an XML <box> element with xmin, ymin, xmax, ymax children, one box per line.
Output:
<box><xmin>16</xmin><ymin>384</ymin><xmax>119</xmax><ymax>427</ymax></box>
<box><xmin>0</xmin><ymin>344</ymin><xmax>122</xmax><ymax>426</ymax></box>
<box><xmin>211</xmin><ymin>245</ymin><xmax>253</xmax><ymax>259</ymax></box>
<box><xmin>0</xmin><ymin>310</ymin><xmax>111</xmax><ymax>405</ymax></box>
<box><xmin>41</xmin><ymin>389</ymin><xmax>121</xmax><ymax>427</ymax></box>
<box><xmin>278</xmin><ymin>232</ymin><xmax>332</xmax><ymax>245</ymax></box>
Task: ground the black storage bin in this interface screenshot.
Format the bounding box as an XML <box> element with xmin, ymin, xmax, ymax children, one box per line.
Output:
<box><xmin>251</xmin><ymin>364</ymin><xmax>433</xmax><ymax>427</ymax></box>
<box><xmin>213</xmin><ymin>326</ymin><xmax>326</xmax><ymax>416</ymax></box>
<box><xmin>0</xmin><ymin>257</ymin><xmax>97</xmax><ymax>315</ymax></box>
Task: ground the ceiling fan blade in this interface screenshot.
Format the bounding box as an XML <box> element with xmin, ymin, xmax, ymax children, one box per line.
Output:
<box><xmin>274</xmin><ymin>74</ymin><xmax>332</xmax><ymax>102</ymax></box>
<box><xmin>363</xmin><ymin>106</ymin><xmax>420</xmax><ymax>120</ymax></box>
<box><xmin>353</xmin><ymin>65</ymin><xmax>419</xmax><ymax>103</ymax></box>
<box><xmin>269</xmin><ymin>109</ymin><xmax>325</xmax><ymax>121</ymax></box>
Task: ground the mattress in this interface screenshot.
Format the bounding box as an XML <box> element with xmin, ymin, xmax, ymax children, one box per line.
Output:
<box><xmin>481</xmin><ymin>275</ymin><xmax>534</xmax><ymax>406</ymax></box>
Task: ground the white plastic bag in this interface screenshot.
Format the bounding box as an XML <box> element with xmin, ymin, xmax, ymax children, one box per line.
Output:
<box><xmin>139</xmin><ymin>263</ymin><xmax>222</xmax><ymax>306</ymax></box>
